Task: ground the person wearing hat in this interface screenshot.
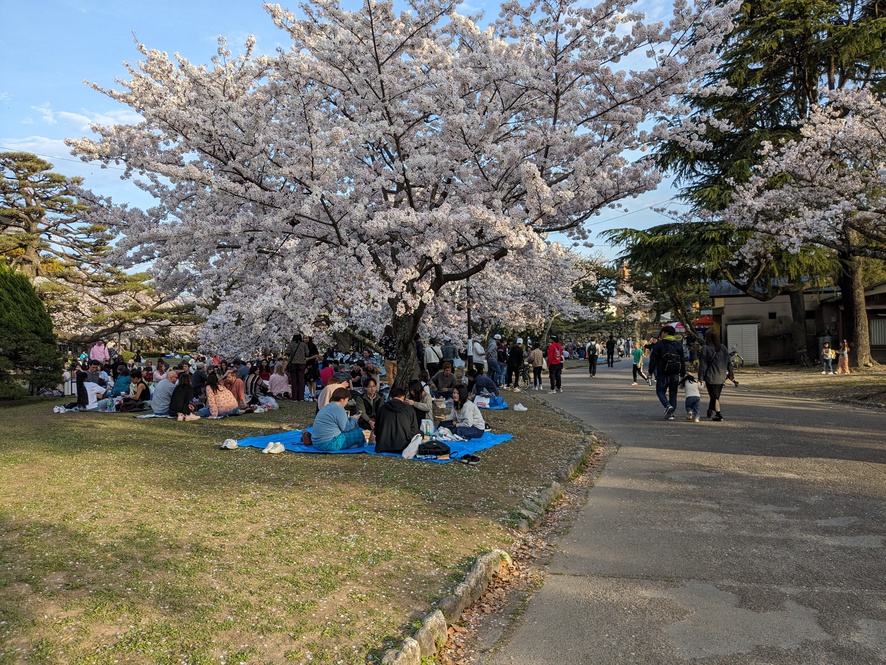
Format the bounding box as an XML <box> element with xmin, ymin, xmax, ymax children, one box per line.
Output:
<box><xmin>506</xmin><ymin>338</ymin><xmax>525</xmax><ymax>391</ymax></box>
<box><xmin>486</xmin><ymin>334</ymin><xmax>503</xmax><ymax>387</ymax></box>
<box><xmin>547</xmin><ymin>334</ymin><xmax>564</xmax><ymax>393</ymax></box>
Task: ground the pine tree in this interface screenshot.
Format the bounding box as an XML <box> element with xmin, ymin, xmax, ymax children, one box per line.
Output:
<box><xmin>0</xmin><ymin>262</ymin><xmax>62</xmax><ymax>398</ymax></box>
<box><xmin>0</xmin><ymin>152</ymin><xmax>200</xmax><ymax>343</ymax></box>
<box><xmin>655</xmin><ymin>0</ymin><xmax>885</xmax><ymax>363</ymax></box>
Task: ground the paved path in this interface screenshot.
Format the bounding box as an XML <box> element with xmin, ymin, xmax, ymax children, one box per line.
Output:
<box><xmin>487</xmin><ymin>361</ymin><xmax>886</xmax><ymax>664</ymax></box>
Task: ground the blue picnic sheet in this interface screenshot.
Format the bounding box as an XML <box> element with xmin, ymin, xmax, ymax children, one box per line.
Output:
<box><xmin>235</xmin><ymin>429</ymin><xmax>513</xmax><ymax>464</ymax></box>
<box><xmin>478</xmin><ymin>400</ymin><xmax>508</xmax><ymax>410</ymax></box>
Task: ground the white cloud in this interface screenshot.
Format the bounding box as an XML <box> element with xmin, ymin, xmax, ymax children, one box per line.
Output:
<box><xmin>57</xmin><ymin>108</ymin><xmax>143</xmax><ymax>132</ymax></box>
<box><xmin>31</xmin><ymin>103</ymin><xmax>57</xmax><ymax>125</ymax></box>
<box><xmin>0</xmin><ymin>92</ymin><xmax>11</xmax><ymax>102</ymax></box>
<box><xmin>21</xmin><ymin>103</ymin><xmax>142</xmax><ymax>132</ymax></box>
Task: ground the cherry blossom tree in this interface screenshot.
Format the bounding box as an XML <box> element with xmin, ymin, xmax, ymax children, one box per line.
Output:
<box><xmin>69</xmin><ymin>0</ymin><xmax>737</xmax><ymax>386</ymax></box>
<box><xmin>723</xmin><ymin>90</ymin><xmax>886</xmax><ymax>366</ymax></box>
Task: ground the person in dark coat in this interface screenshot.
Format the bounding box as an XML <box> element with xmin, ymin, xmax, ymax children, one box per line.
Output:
<box><xmin>354</xmin><ymin>378</ymin><xmax>384</xmax><ymax>430</ymax></box>
<box><xmin>373</xmin><ymin>387</ymin><xmax>420</xmax><ymax>454</ymax></box>
<box><xmin>170</xmin><ymin>371</ymin><xmax>199</xmax><ymax>421</ymax></box>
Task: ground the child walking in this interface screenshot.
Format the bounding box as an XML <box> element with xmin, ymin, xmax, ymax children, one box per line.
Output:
<box><xmin>680</xmin><ymin>373</ymin><xmax>701</xmax><ymax>422</ymax></box>
<box><xmin>630</xmin><ymin>342</ymin><xmax>649</xmax><ymax>386</ymax></box>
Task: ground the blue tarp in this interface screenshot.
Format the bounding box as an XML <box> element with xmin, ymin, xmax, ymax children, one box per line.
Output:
<box><xmin>236</xmin><ymin>429</ymin><xmax>513</xmax><ymax>464</ymax></box>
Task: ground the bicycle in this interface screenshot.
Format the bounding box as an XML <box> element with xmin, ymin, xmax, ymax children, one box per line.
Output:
<box><xmin>795</xmin><ymin>347</ymin><xmax>813</xmax><ymax>368</ymax></box>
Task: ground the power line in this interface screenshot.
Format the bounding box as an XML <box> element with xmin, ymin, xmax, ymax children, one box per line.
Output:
<box><xmin>0</xmin><ymin>146</ymin><xmax>129</xmax><ymax>173</ymax></box>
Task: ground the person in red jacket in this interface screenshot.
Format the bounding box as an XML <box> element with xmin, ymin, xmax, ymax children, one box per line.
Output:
<box><xmin>547</xmin><ymin>334</ymin><xmax>564</xmax><ymax>393</ymax></box>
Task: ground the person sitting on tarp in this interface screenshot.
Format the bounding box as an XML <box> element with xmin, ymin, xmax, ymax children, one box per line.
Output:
<box><xmin>354</xmin><ymin>377</ymin><xmax>384</xmax><ymax>430</ymax></box>
<box><xmin>439</xmin><ymin>385</ymin><xmax>486</xmax><ymax>439</ymax></box>
<box><xmin>311</xmin><ymin>387</ymin><xmax>367</xmax><ymax>451</ymax></box>
<box><xmin>430</xmin><ymin>362</ymin><xmax>458</xmax><ymax>398</ymax></box>
<box><xmin>374</xmin><ymin>386</ymin><xmax>421</xmax><ymax>455</ymax></box>
<box><xmin>465</xmin><ymin>369</ymin><xmax>499</xmax><ymax>397</ymax></box>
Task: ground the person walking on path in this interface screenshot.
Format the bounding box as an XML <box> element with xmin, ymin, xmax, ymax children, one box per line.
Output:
<box><xmin>586</xmin><ymin>338</ymin><xmax>600</xmax><ymax>378</ymax></box>
<box><xmin>547</xmin><ymin>334</ymin><xmax>564</xmax><ymax>393</ymax></box>
<box><xmin>647</xmin><ymin>325</ymin><xmax>685</xmax><ymax>419</ymax></box>
<box><xmin>528</xmin><ymin>342</ymin><xmax>545</xmax><ymax>390</ymax></box>
<box><xmin>605</xmin><ymin>335</ymin><xmax>616</xmax><ymax>367</ymax></box>
<box><xmin>836</xmin><ymin>339</ymin><xmax>851</xmax><ymax>374</ymax></box>
<box><xmin>630</xmin><ymin>341</ymin><xmax>649</xmax><ymax>386</ymax></box>
<box><xmin>820</xmin><ymin>342</ymin><xmax>835</xmax><ymax>375</ymax></box>
<box><xmin>698</xmin><ymin>328</ymin><xmax>732</xmax><ymax>421</ymax></box>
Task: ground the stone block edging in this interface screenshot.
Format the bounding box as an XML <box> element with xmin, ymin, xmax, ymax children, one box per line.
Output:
<box><xmin>380</xmin><ymin>425</ymin><xmax>604</xmax><ymax>664</ymax></box>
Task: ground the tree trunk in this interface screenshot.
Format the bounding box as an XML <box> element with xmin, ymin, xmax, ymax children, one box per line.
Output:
<box><xmin>391</xmin><ymin>310</ymin><xmax>422</xmax><ymax>391</ymax></box>
<box><xmin>847</xmin><ymin>255</ymin><xmax>873</xmax><ymax>367</ymax></box>
<box><xmin>837</xmin><ymin>256</ymin><xmax>855</xmax><ymax>352</ymax></box>
<box><xmin>542</xmin><ymin>312</ymin><xmax>558</xmax><ymax>344</ymax></box>
<box><xmin>788</xmin><ymin>289</ymin><xmax>808</xmax><ymax>363</ymax></box>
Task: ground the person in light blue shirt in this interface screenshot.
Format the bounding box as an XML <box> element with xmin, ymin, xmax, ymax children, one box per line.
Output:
<box><xmin>311</xmin><ymin>387</ymin><xmax>366</xmax><ymax>451</ymax></box>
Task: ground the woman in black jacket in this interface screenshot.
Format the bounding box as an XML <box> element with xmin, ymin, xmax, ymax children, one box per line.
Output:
<box><xmin>170</xmin><ymin>371</ymin><xmax>199</xmax><ymax>421</ymax></box>
<box><xmin>698</xmin><ymin>329</ymin><xmax>732</xmax><ymax>421</ymax></box>
<box><xmin>355</xmin><ymin>378</ymin><xmax>384</xmax><ymax>430</ymax></box>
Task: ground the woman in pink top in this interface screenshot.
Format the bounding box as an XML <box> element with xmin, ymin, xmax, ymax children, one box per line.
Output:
<box><xmin>268</xmin><ymin>364</ymin><xmax>292</xmax><ymax>398</ymax></box>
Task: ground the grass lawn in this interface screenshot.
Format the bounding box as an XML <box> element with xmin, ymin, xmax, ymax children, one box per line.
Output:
<box><xmin>0</xmin><ymin>396</ymin><xmax>587</xmax><ymax>664</ymax></box>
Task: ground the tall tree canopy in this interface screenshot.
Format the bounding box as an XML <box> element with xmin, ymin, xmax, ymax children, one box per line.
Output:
<box><xmin>69</xmin><ymin>0</ymin><xmax>737</xmax><ymax>386</ymax></box>
<box><xmin>0</xmin><ymin>152</ymin><xmax>200</xmax><ymax>343</ymax></box>
<box><xmin>653</xmin><ymin>0</ymin><xmax>885</xmax><ymax>364</ymax></box>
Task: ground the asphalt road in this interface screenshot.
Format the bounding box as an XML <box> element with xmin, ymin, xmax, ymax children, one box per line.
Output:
<box><xmin>486</xmin><ymin>360</ymin><xmax>886</xmax><ymax>664</ymax></box>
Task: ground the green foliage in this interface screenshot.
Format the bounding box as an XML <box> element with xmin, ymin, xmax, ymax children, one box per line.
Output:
<box><xmin>0</xmin><ymin>151</ymin><xmax>202</xmax><ymax>342</ymax></box>
<box><xmin>0</xmin><ymin>262</ymin><xmax>62</xmax><ymax>397</ymax></box>
<box><xmin>658</xmin><ymin>0</ymin><xmax>886</xmax><ymax>211</ymax></box>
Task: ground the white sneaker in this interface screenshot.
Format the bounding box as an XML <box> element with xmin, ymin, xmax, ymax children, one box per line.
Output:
<box><xmin>220</xmin><ymin>439</ymin><xmax>239</xmax><ymax>450</ymax></box>
<box><xmin>268</xmin><ymin>442</ymin><xmax>285</xmax><ymax>454</ymax></box>
<box><xmin>548</xmin><ymin>389</ymin><xmax>557</xmax><ymax>394</ymax></box>
<box><xmin>402</xmin><ymin>434</ymin><xmax>422</xmax><ymax>459</ymax></box>
<box><xmin>513</xmin><ymin>403</ymin><xmax>528</xmax><ymax>411</ymax></box>
<box><xmin>262</xmin><ymin>441</ymin><xmax>276</xmax><ymax>454</ymax></box>
<box><xmin>557</xmin><ymin>388</ymin><xmax>562</xmax><ymax>393</ymax></box>
<box><xmin>513</xmin><ymin>387</ymin><xmax>521</xmax><ymax>393</ymax></box>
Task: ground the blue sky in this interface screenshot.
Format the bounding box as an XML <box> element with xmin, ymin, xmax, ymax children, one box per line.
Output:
<box><xmin>0</xmin><ymin>0</ymin><xmax>680</xmax><ymax>259</ymax></box>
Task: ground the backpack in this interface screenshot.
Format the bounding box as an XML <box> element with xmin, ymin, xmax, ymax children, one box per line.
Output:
<box><xmin>660</xmin><ymin>342</ymin><xmax>682</xmax><ymax>376</ymax></box>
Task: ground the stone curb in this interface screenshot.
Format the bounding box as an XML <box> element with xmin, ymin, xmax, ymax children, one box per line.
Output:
<box><xmin>381</xmin><ymin>550</ymin><xmax>512</xmax><ymax>665</ymax></box>
<box><xmin>380</xmin><ymin>405</ymin><xmax>606</xmax><ymax>664</ymax></box>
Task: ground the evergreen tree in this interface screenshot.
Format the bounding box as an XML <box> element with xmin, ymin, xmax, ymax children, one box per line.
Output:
<box><xmin>655</xmin><ymin>0</ymin><xmax>885</xmax><ymax>363</ymax></box>
<box><xmin>0</xmin><ymin>262</ymin><xmax>62</xmax><ymax>398</ymax></box>
<box><xmin>0</xmin><ymin>152</ymin><xmax>200</xmax><ymax>342</ymax></box>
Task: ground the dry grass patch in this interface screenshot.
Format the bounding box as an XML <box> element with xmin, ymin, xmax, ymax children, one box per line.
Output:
<box><xmin>733</xmin><ymin>366</ymin><xmax>886</xmax><ymax>406</ymax></box>
<box><xmin>0</xmin><ymin>397</ymin><xmax>587</xmax><ymax>664</ymax></box>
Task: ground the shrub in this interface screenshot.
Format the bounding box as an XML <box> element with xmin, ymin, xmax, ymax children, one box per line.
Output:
<box><xmin>0</xmin><ymin>263</ymin><xmax>62</xmax><ymax>397</ymax></box>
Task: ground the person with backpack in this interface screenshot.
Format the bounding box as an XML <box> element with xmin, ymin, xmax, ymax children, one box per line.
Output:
<box><xmin>647</xmin><ymin>325</ymin><xmax>686</xmax><ymax>420</ymax></box>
